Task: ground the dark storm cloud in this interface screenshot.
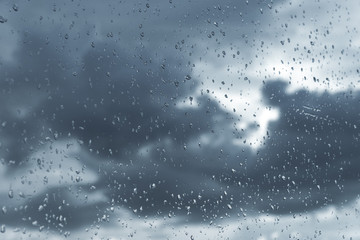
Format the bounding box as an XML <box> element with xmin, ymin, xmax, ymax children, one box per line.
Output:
<box><xmin>0</xmin><ymin>32</ymin><xmax>249</xmax><ymax>230</ymax></box>
<box><xmin>250</xmin><ymin>81</ymin><xmax>360</xmax><ymax>213</ymax></box>
<box><xmin>96</xmin><ymin>80</ymin><xmax>360</xmax><ymax>222</ymax></box>
<box><xmin>0</xmin><ymin>0</ymin><xmax>283</xmax><ymax>65</ymax></box>
<box><xmin>0</xmin><ymin>31</ymin><xmax>235</xmax><ymax>166</ymax></box>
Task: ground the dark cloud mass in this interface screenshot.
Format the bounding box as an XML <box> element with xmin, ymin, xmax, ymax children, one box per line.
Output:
<box><xmin>0</xmin><ymin>32</ymin><xmax>246</xmax><ymax>230</ymax></box>
<box><xmin>254</xmin><ymin>81</ymin><xmax>360</xmax><ymax>212</ymax></box>
<box><xmin>0</xmin><ymin>0</ymin><xmax>359</xmax><ymax>237</ymax></box>
<box><xmin>1</xmin><ymin>32</ymin><xmax>360</xmax><ymax>232</ymax></box>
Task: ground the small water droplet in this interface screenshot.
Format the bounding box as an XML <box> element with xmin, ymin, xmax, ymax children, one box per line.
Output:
<box><xmin>12</xmin><ymin>4</ymin><xmax>19</xmax><ymax>12</ymax></box>
<box><xmin>0</xmin><ymin>16</ymin><xmax>7</xmax><ymax>23</ymax></box>
<box><xmin>8</xmin><ymin>190</ymin><xmax>13</xmax><ymax>199</ymax></box>
<box><xmin>38</xmin><ymin>205</ymin><xmax>44</xmax><ymax>212</ymax></box>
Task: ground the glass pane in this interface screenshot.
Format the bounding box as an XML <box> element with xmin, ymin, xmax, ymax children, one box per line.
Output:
<box><xmin>1</xmin><ymin>0</ymin><xmax>359</xmax><ymax>239</ymax></box>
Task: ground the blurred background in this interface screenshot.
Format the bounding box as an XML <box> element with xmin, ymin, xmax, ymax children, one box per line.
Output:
<box><xmin>0</xmin><ymin>0</ymin><xmax>360</xmax><ymax>239</ymax></box>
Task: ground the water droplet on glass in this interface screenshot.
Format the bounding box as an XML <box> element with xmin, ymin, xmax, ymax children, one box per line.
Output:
<box><xmin>38</xmin><ymin>205</ymin><xmax>44</xmax><ymax>212</ymax></box>
<box><xmin>8</xmin><ymin>190</ymin><xmax>13</xmax><ymax>199</ymax></box>
<box><xmin>0</xmin><ymin>16</ymin><xmax>7</xmax><ymax>23</ymax></box>
<box><xmin>12</xmin><ymin>4</ymin><xmax>19</xmax><ymax>11</ymax></box>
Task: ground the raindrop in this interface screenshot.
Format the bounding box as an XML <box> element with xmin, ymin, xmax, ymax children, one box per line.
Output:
<box><xmin>38</xmin><ymin>205</ymin><xmax>44</xmax><ymax>212</ymax></box>
<box><xmin>8</xmin><ymin>190</ymin><xmax>13</xmax><ymax>199</ymax></box>
<box><xmin>0</xmin><ymin>16</ymin><xmax>7</xmax><ymax>23</ymax></box>
<box><xmin>12</xmin><ymin>4</ymin><xmax>19</xmax><ymax>12</ymax></box>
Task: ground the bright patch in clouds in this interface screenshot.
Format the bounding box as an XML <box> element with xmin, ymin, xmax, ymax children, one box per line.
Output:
<box><xmin>191</xmin><ymin>0</ymin><xmax>360</xmax><ymax>149</ymax></box>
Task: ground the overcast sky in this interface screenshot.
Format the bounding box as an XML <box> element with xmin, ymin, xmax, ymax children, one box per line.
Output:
<box><xmin>0</xmin><ymin>0</ymin><xmax>360</xmax><ymax>239</ymax></box>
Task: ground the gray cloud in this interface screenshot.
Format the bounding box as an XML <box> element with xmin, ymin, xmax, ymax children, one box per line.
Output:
<box><xmin>0</xmin><ymin>32</ymin><xmax>249</xmax><ymax>230</ymax></box>
<box><xmin>252</xmin><ymin>81</ymin><xmax>360</xmax><ymax>213</ymax></box>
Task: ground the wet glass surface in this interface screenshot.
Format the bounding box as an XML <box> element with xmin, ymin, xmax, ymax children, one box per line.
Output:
<box><xmin>0</xmin><ymin>0</ymin><xmax>360</xmax><ymax>239</ymax></box>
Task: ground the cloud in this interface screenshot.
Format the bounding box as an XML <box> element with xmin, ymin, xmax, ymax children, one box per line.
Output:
<box><xmin>1</xmin><ymin>30</ymin><xmax>360</xmax><ymax>234</ymax></box>
<box><xmin>0</xmin><ymin>32</ymin><xmax>249</xmax><ymax>230</ymax></box>
<box><xmin>252</xmin><ymin>80</ymin><xmax>360</xmax><ymax>212</ymax></box>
